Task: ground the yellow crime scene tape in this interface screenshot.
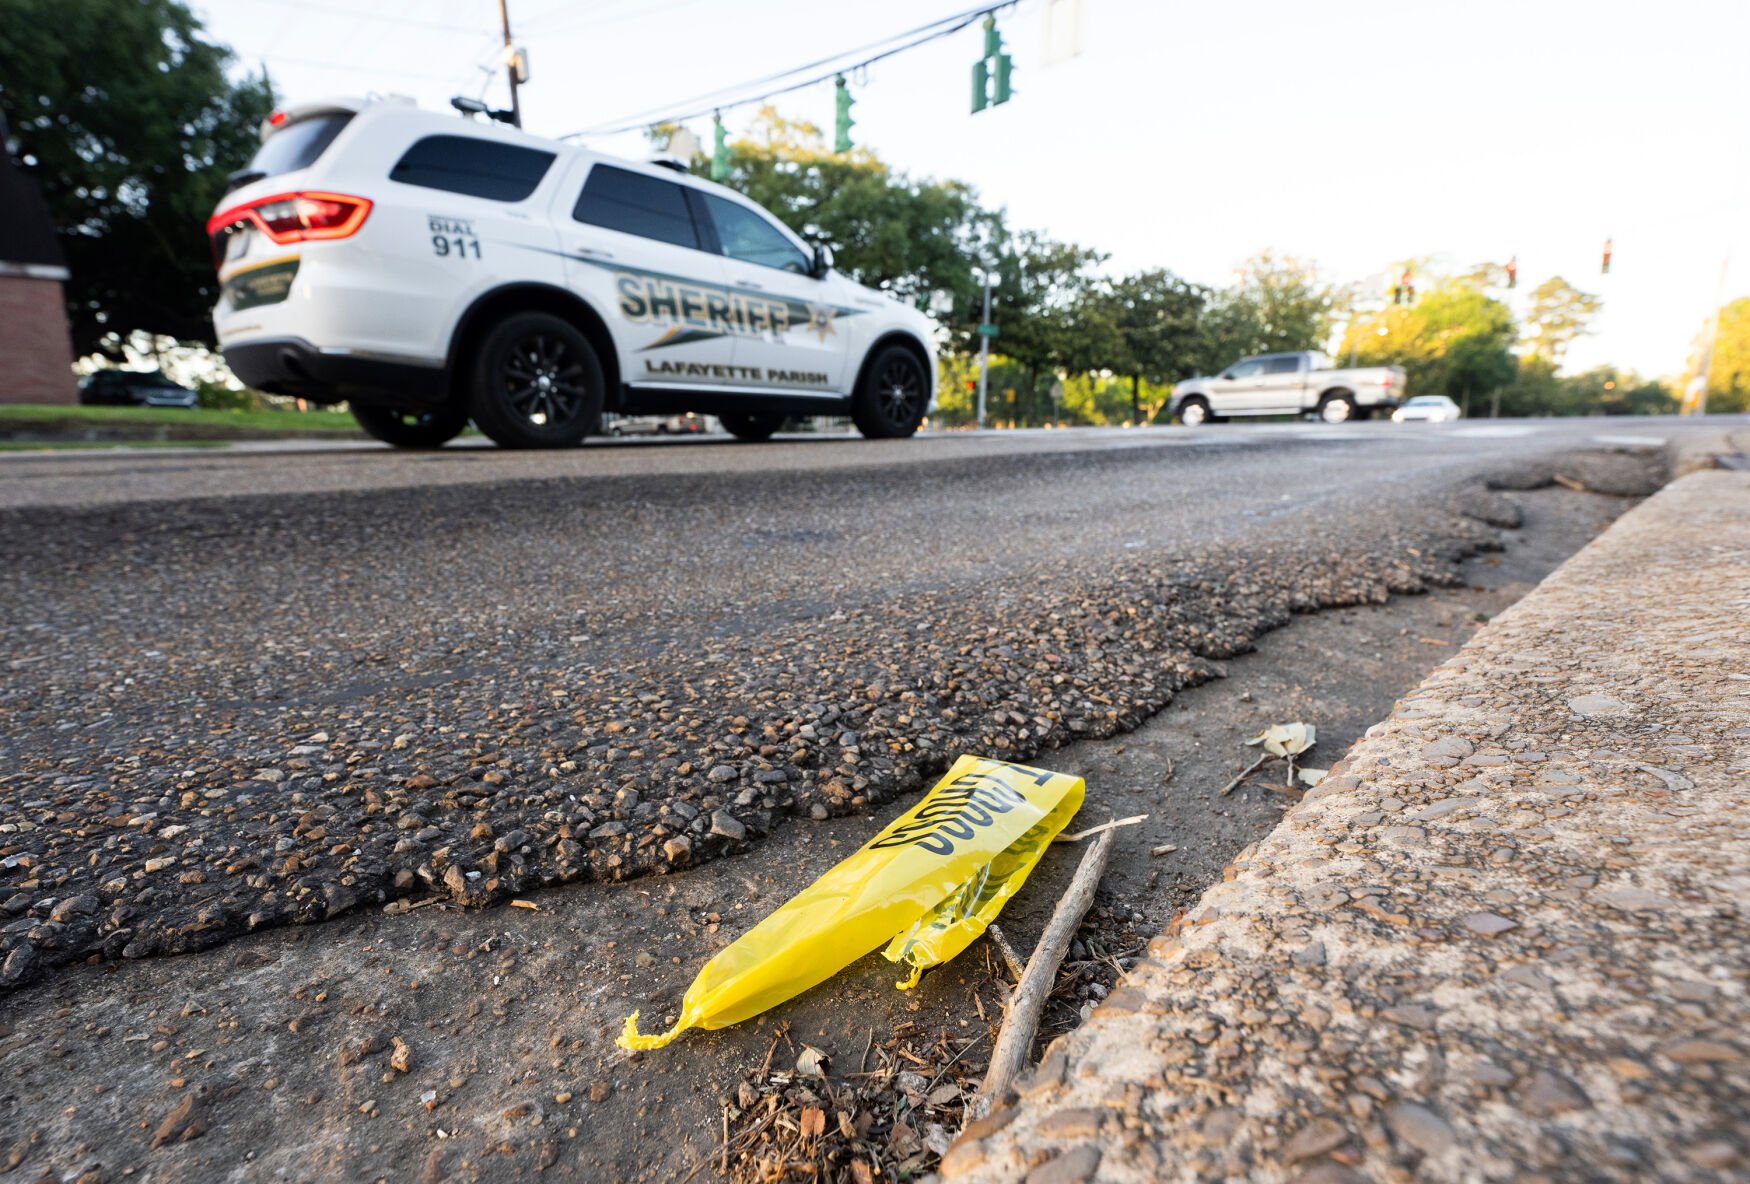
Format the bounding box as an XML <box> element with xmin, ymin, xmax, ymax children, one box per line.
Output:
<box><xmin>618</xmin><ymin>754</ymin><xmax>1085</xmax><ymax>1050</ymax></box>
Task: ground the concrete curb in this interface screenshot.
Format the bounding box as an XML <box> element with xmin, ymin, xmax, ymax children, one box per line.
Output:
<box><xmin>1667</xmin><ymin>426</ymin><xmax>1750</xmax><ymax>478</ymax></box>
<box><xmin>941</xmin><ymin>470</ymin><xmax>1750</xmax><ymax>1184</ymax></box>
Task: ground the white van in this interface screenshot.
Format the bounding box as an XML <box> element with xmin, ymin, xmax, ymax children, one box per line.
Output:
<box><xmin>207</xmin><ymin>98</ymin><xmax>938</xmax><ymax>448</ymax></box>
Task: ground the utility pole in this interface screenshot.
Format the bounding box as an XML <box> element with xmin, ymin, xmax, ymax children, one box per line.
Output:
<box><xmin>976</xmin><ymin>270</ymin><xmax>999</xmax><ymax>430</ymax></box>
<box><xmin>1695</xmin><ymin>256</ymin><xmax>1730</xmax><ymax>417</ymax></box>
<box><xmin>497</xmin><ymin>0</ymin><xmax>521</xmax><ymax>127</ymax></box>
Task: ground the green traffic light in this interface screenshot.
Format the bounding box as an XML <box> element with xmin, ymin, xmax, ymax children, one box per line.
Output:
<box><xmin>971</xmin><ymin>59</ymin><xmax>989</xmax><ymax>113</ymax></box>
<box><xmin>711</xmin><ymin>115</ymin><xmax>729</xmax><ymax>181</ymax></box>
<box><xmin>833</xmin><ymin>75</ymin><xmax>855</xmax><ymax>153</ymax></box>
<box><xmin>993</xmin><ymin>53</ymin><xmax>1014</xmax><ymax>104</ymax></box>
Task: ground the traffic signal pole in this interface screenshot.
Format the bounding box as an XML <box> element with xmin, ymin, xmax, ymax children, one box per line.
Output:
<box><xmin>977</xmin><ymin>275</ymin><xmax>992</xmax><ymax>429</ymax></box>
<box><xmin>498</xmin><ymin>0</ymin><xmax>521</xmax><ymax>127</ymax></box>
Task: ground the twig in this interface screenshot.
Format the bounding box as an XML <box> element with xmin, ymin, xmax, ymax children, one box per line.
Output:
<box><xmin>719</xmin><ymin>1106</ymin><xmax>730</xmax><ymax>1179</ymax></box>
<box><xmin>972</xmin><ymin>828</ymin><xmax>1117</xmax><ymax>1119</ymax></box>
<box><xmin>923</xmin><ymin>1032</ymin><xmax>988</xmax><ymax>1097</ymax></box>
<box><xmin>1552</xmin><ymin>472</ymin><xmax>1587</xmax><ymax>492</ymax></box>
<box><xmin>1053</xmin><ymin>814</ymin><xmax>1146</xmax><ymax>843</ymax></box>
<box><xmin>1160</xmin><ymin>756</ymin><xmax>1175</xmax><ymax>785</ymax></box>
<box><xmin>987</xmin><ymin>924</ymin><xmax>1026</xmax><ymax>981</ymax></box>
<box><xmin>1217</xmin><ymin>754</ymin><xmax>1270</xmax><ymax>796</ymax></box>
<box><xmin>859</xmin><ymin>1027</ymin><xmax>874</xmax><ymax>1074</ymax></box>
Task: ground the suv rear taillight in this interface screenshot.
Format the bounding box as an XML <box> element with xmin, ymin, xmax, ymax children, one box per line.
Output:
<box><xmin>207</xmin><ymin>191</ymin><xmax>372</xmax><ymax>268</ymax></box>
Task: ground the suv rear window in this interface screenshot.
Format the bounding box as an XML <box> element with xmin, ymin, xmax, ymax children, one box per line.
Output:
<box><xmin>572</xmin><ymin>165</ymin><xmax>700</xmax><ymax>250</ymax></box>
<box><xmin>247</xmin><ymin>113</ymin><xmax>353</xmax><ymax>179</ymax></box>
<box><xmin>390</xmin><ymin>135</ymin><xmax>556</xmax><ymax>202</ymax></box>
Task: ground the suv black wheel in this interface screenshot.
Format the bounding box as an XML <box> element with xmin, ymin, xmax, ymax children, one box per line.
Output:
<box><xmin>852</xmin><ymin>345</ymin><xmax>928</xmax><ymax>439</ymax></box>
<box><xmin>719</xmin><ymin>412</ymin><xmax>783</xmax><ymax>442</ymax></box>
<box><xmin>350</xmin><ymin>401</ymin><xmax>470</xmax><ymax>448</ymax></box>
<box><xmin>1177</xmin><ymin>396</ymin><xmax>1213</xmax><ymax>426</ymax></box>
<box><xmin>468</xmin><ymin>312</ymin><xmax>604</xmax><ymax>449</ymax></box>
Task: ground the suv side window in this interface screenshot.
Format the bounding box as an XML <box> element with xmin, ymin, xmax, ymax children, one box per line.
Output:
<box><xmin>699</xmin><ymin>193</ymin><xmax>810</xmax><ymax>273</ymax></box>
<box><xmin>572</xmin><ymin>165</ymin><xmax>700</xmax><ymax>250</ymax></box>
<box><xmin>389</xmin><ymin>135</ymin><xmax>556</xmax><ymax>201</ymax></box>
<box><xmin>1261</xmin><ymin>356</ymin><xmax>1301</xmax><ymax>375</ymax></box>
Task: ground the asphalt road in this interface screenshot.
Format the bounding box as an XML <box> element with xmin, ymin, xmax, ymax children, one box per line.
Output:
<box><xmin>0</xmin><ymin>419</ymin><xmax>1698</xmax><ymax>989</ymax></box>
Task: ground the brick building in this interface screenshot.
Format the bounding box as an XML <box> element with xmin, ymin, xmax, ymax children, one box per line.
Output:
<box><xmin>0</xmin><ymin>137</ymin><xmax>76</xmax><ymax>405</ymax></box>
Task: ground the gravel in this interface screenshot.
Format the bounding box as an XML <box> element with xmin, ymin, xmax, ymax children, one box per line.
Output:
<box><xmin>0</xmin><ymin>438</ymin><xmax>1666</xmax><ymax>991</ymax></box>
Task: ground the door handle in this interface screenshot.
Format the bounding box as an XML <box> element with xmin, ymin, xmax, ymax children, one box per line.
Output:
<box><xmin>575</xmin><ymin>246</ymin><xmax>615</xmax><ymax>260</ymax></box>
<box><xmin>740</xmin><ymin>280</ymin><xmax>766</xmax><ymax>291</ymax></box>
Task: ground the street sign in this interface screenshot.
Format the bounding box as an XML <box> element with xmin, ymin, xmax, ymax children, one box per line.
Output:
<box><xmin>977</xmin><ymin>323</ymin><xmax>999</xmax><ymax>338</ymax></box>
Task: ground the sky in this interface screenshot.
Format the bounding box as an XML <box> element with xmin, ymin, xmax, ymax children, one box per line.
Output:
<box><xmin>194</xmin><ymin>0</ymin><xmax>1750</xmax><ymax>381</ymax></box>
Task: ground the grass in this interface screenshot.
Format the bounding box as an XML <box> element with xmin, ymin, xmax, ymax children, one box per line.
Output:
<box><xmin>0</xmin><ymin>403</ymin><xmax>360</xmax><ymax>432</ymax></box>
<box><xmin>0</xmin><ymin>439</ymin><xmax>230</xmax><ymax>452</ymax></box>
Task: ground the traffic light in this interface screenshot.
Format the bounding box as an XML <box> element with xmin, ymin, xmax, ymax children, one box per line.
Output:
<box><xmin>1505</xmin><ymin>256</ymin><xmax>1517</xmax><ymax>289</ymax></box>
<box><xmin>972</xmin><ymin>15</ymin><xmax>1014</xmax><ymax>112</ymax></box>
<box><xmin>833</xmin><ymin>75</ymin><xmax>854</xmax><ymax>153</ymax></box>
<box><xmin>1602</xmin><ymin>237</ymin><xmax>1612</xmax><ymax>274</ymax></box>
<box><xmin>1392</xmin><ymin>269</ymin><xmax>1414</xmax><ymax>305</ymax></box>
<box><xmin>993</xmin><ymin>50</ymin><xmax>1015</xmax><ymax>104</ymax></box>
<box><xmin>711</xmin><ymin>113</ymin><xmax>729</xmax><ymax>181</ymax></box>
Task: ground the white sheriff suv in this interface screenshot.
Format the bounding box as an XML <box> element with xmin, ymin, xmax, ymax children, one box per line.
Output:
<box><xmin>207</xmin><ymin>97</ymin><xmax>939</xmax><ymax>448</ymax></box>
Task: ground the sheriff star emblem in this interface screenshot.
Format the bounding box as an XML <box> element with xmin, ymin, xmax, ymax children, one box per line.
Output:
<box><xmin>804</xmin><ymin>302</ymin><xmax>839</xmax><ymax>343</ymax></box>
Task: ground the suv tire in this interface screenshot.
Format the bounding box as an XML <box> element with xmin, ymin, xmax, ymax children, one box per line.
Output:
<box><xmin>351</xmin><ymin>401</ymin><xmax>470</xmax><ymax>448</ymax></box>
<box><xmin>720</xmin><ymin>412</ymin><xmax>783</xmax><ymax>442</ymax></box>
<box><xmin>468</xmin><ymin>312</ymin><xmax>604</xmax><ymax>449</ymax></box>
<box><xmin>851</xmin><ymin>345</ymin><xmax>928</xmax><ymax>439</ymax></box>
<box><xmin>1177</xmin><ymin>396</ymin><xmax>1213</xmax><ymax>426</ymax></box>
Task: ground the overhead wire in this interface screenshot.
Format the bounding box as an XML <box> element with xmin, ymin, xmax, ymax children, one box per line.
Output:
<box><xmin>561</xmin><ymin>1</ymin><xmax>1017</xmax><ymax>139</ymax></box>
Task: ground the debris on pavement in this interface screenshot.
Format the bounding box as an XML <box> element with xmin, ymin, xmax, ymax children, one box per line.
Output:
<box><xmin>976</xmin><ymin>827</ymin><xmax>1118</xmax><ymax>1116</ymax></box>
<box><xmin>618</xmin><ymin>756</ymin><xmax>1085</xmax><ymax>1049</ymax></box>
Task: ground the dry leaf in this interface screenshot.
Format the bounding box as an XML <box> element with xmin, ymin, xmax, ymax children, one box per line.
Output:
<box><xmin>795</xmin><ymin>1045</ymin><xmax>828</xmax><ymax>1078</ymax></box>
<box><xmin>850</xmin><ymin>1162</ymin><xmax>874</xmax><ymax>1184</ymax></box>
<box><xmin>1246</xmin><ymin>722</ymin><xmax>1317</xmax><ymax>758</ymax></box>
<box><xmin>1297</xmin><ymin>767</ymin><xmax>1328</xmax><ymax>787</ymax></box>
<box><xmin>800</xmin><ymin>1106</ymin><xmax>826</xmax><ymax>1140</ymax></box>
<box><xmin>925</xmin><ymin>1082</ymin><xmax>961</xmax><ymax>1107</ymax></box>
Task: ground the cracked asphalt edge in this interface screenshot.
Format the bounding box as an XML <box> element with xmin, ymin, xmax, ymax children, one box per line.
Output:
<box><xmin>938</xmin><ymin>468</ymin><xmax>1750</xmax><ymax>1184</ymax></box>
<box><xmin>0</xmin><ymin>452</ymin><xmax>1660</xmax><ymax>994</ymax></box>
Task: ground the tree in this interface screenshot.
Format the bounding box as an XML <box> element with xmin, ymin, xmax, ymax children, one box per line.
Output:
<box><xmin>1497</xmin><ymin>355</ymin><xmax>1569</xmax><ymax>417</ymax></box>
<box><xmin>1339</xmin><ymin>277</ymin><xmax>1516</xmax><ymax>407</ymax></box>
<box><xmin>1522</xmin><ymin>276</ymin><xmax>1602</xmax><ymax>363</ymax></box>
<box><xmin>0</xmin><ymin>0</ymin><xmax>274</xmax><ymax>354</ymax></box>
<box><xmin>986</xmin><ymin>231</ymin><xmax>1107</xmax><ymax>424</ymax></box>
<box><xmin>1683</xmin><ymin>297</ymin><xmax>1750</xmax><ymax>414</ymax></box>
<box><xmin>707</xmin><ymin>108</ymin><xmax>988</xmax><ymax>340</ymax></box>
<box><xmin>1564</xmin><ymin>366</ymin><xmax>1677</xmax><ymax>416</ymax></box>
<box><xmin>1091</xmin><ymin>270</ymin><xmax>1208</xmax><ymax>423</ymax></box>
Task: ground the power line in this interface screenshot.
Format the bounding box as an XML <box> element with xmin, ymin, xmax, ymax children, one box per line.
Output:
<box><xmin>561</xmin><ymin>2</ymin><xmax>1016</xmax><ymax>139</ymax></box>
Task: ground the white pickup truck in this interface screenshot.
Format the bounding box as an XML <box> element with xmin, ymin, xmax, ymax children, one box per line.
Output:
<box><xmin>1169</xmin><ymin>351</ymin><xmax>1405</xmax><ymax>425</ymax></box>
